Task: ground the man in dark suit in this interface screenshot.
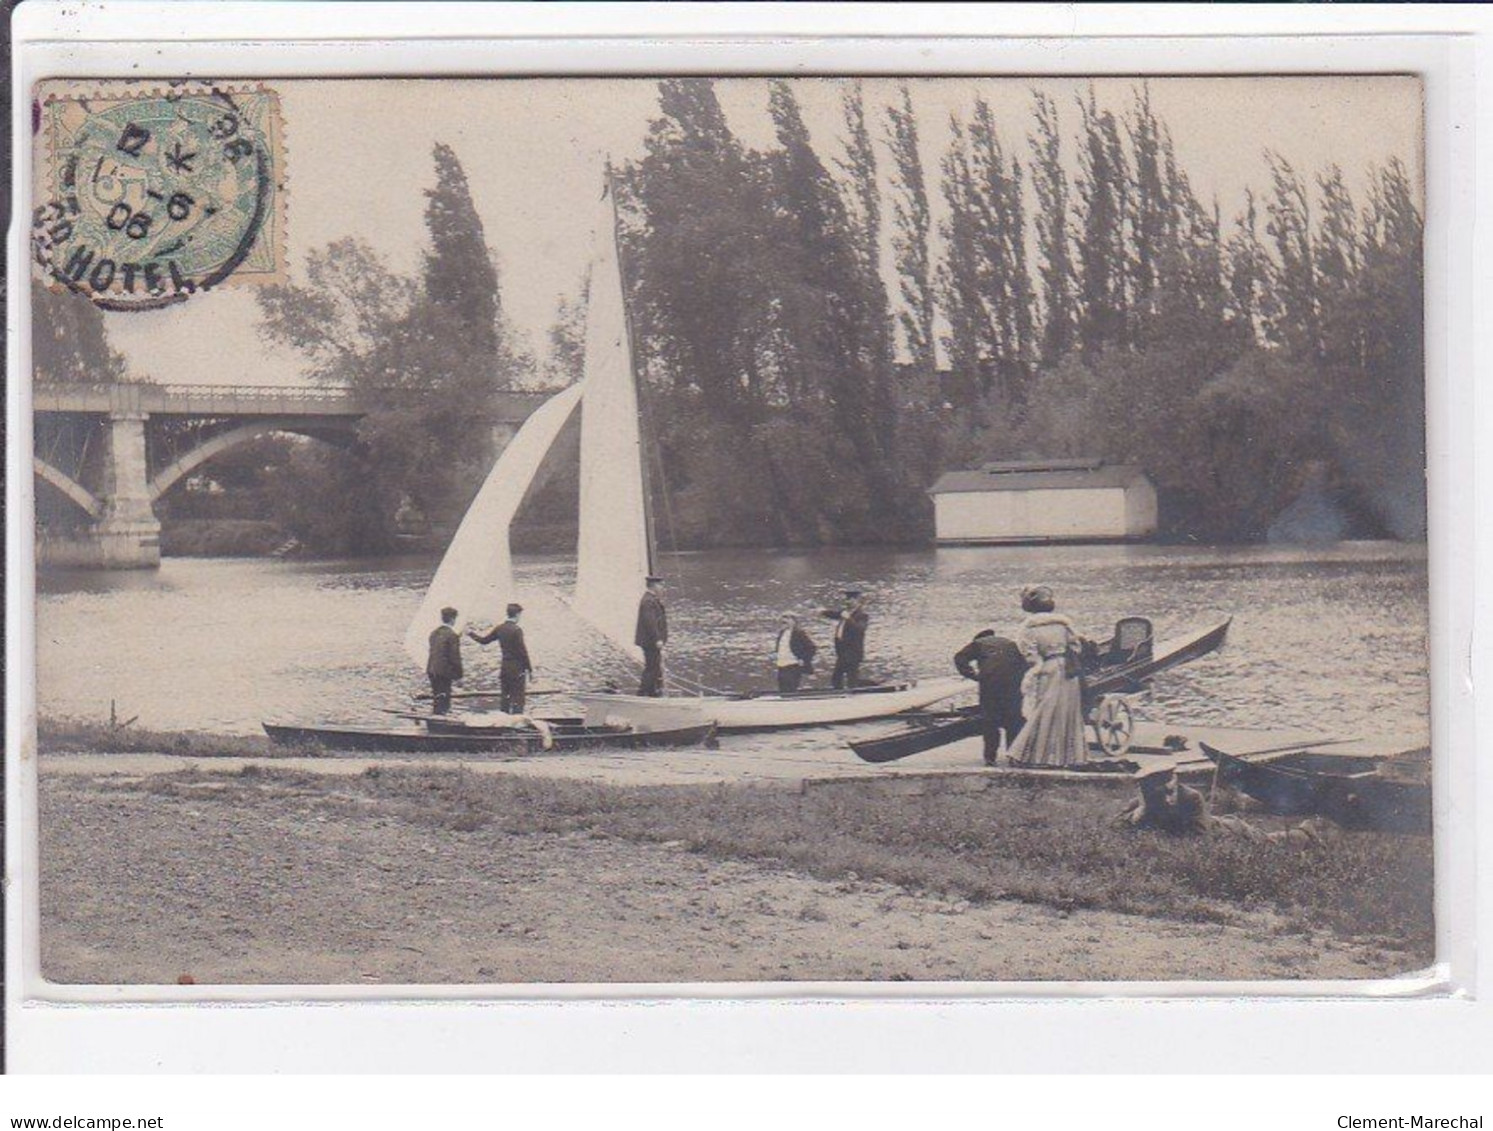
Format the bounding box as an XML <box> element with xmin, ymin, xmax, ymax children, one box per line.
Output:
<box><xmin>954</xmin><ymin>628</ymin><xmax>1027</xmax><ymax>766</ymax></box>
<box><xmin>635</xmin><ymin>575</ymin><xmax>668</xmax><ymax>697</ymax></box>
<box><xmin>772</xmin><ymin>613</ymin><xmax>818</xmax><ymax>693</ymax></box>
<box><xmin>469</xmin><ymin>602</ymin><xmax>534</xmax><ymax>715</ymax></box>
<box><xmin>426</xmin><ymin>606</ymin><xmax>463</xmax><ymax>715</ymax></box>
<box><xmin>821</xmin><ymin>589</ymin><xmax>870</xmax><ymax>690</ymax></box>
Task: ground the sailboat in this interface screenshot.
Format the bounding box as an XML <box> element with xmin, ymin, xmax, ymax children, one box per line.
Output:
<box><xmin>400</xmin><ymin>175</ymin><xmax>965</xmax><ymax>737</ymax></box>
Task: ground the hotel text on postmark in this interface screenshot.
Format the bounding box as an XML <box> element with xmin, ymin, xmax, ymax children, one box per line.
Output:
<box><xmin>33</xmin><ymin>81</ymin><xmax>286</xmax><ymax>311</ymax></box>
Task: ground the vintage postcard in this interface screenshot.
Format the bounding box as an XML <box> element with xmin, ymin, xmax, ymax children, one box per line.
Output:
<box><xmin>26</xmin><ymin>73</ymin><xmax>1431</xmax><ymax>989</ymax></box>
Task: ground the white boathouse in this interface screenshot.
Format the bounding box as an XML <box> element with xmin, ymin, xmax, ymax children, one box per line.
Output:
<box><xmin>928</xmin><ymin>458</ymin><xmax>1158</xmax><ymax>545</ymax></box>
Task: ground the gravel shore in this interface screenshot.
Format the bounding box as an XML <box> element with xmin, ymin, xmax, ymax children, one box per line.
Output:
<box><xmin>38</xmin><ymin>765</ymin><xmax>1420</xmax><ymax>986</ymax></box>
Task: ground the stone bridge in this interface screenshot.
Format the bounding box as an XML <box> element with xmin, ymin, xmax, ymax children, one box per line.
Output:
<box><xmin>33</xmin><ymin>382</ymin><xmax>555</xmax><ymax>568</ymax></box>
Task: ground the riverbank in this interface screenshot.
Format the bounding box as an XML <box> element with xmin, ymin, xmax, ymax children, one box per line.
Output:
<box><xmin>158</xmin><ymin>518</ymin><xmax>288</xmax><ymax>557</ymax></box>
<box><xmin>38</xmin><ymin>754</ymin><xmax>1432</xmax><ymax>985</ymax></box>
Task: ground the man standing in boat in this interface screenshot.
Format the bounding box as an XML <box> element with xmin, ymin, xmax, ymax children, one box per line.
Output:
<box><xmin>426</xmin><ymin>606</ymin><xmax>463</xmax><ymax>715</ymax></box>
<box><xmin>821</xmin><ymin>589</ymin><xmax>871</xmax><ymax>689</ymax></box>
<box><xmin>772</xmin><ymin>613</ymin><xmax>818</xmax><ymax>693</ymax></box>
<box><xmin>635</xmin><ymin>575</ymin><xmax>668</xmax><ymax>697</ymax></box>
<box><xmin>954</xmin><ymin>628</ymin><xmax>1027</xmax><ymax>766</ymax></box>
<box><xmin>468</xmin><ymin>602</ymin><xmax>534</xmax><ymax>715</ymax></box>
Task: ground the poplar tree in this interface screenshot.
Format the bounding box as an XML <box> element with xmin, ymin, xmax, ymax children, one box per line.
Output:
<box><xmin>970</xmin><ymin>96</ymin><xmax>1035</xmax><ymax>400</ymax></box>
<box><xmin>937</xmin><ymin>116</ymin><xmax>986</xmax><ymax>407</ymax></box>
<box><xmin>1074</xmin><ymin>87</ymin><xmax>1131</xmax><ymax>355</ymax></box>
<box><xmin>1125</xmin><ymin>84</ymin><xmax>1169</xmax><ymax>334</ymax></box>
<box><xmin>1224</xmin><ymin>189</ymin><xmax>1267</xmax><ymax>343</ymax></box>
<box><xmin>1262</xmin><ymin>153</ymin><xmax>1319</xmax><ymax>358</ymax></box>
<box><xmin>835</xmin><ymin>80</ymin><xmax>899</xmax><ymax>439</ymax></box>
<box><xmin>938</xmin><ymin>98</ymin><xmax>1034</xmax><ymax>407</ymax></box>
<box><xmin>885</xmin><ymin>83</ymin><xmax>937</xmax><ymax>380</ymax></box>
<box><xmin>423</xmin><ymin>141</ymin><xmax>503</xmax><ymax>370</ymax></box>
<box><xmin>1028</xmin><ymin>91</ymin><xmax>1075</xmax><ymax>364</ymax></box>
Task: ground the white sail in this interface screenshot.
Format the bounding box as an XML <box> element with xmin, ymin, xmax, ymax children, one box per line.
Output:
<box><xmin>572</xmin><ymin>187</ymin><xmax>654</xmax><ymax>658</ymax></box>
<box><xmin>403</xmin><ymin>381</ymin><xmax>584</xmax><ymax>667</ymax></box>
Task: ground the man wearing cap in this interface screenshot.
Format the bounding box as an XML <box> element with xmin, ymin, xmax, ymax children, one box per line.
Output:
<box><xmin>469</xmin><ymin>603</ymin><xmax>534</xmax><ymax>715</ymax></box>
<box><xmin>635</xmin><ymin>575</ymin><xmax>668</xmax><ymax>697</ymax></box>
<box><xmin>821</xmin><ymin>589</ymin><xmax>871</xmax><ymax>690</ymax></box>
<box><xmin>426</xmin><ymin>606</ymin><xmax>464</xmax><ymax>715</ymax></box>
<box><xmin>954</xmin><ymin>628</ymin><xmax>1027</xmax><ymax>766</ymax></box>
<box><xmin>772</xmin><ymin>613</ymin><xmax>818</xmax><ymax>693</ymax></box>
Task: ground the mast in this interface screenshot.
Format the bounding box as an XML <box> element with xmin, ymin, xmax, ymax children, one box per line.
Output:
<box><xmin>605</xmin><ymin>162</ymin><xmax>659</xmax><ymax>578</ymax></box>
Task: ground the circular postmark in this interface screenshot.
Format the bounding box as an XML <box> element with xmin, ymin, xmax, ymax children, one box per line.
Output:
<box><xmin>34</xmin><ymin>83</ymin><xmax>283</xmax><ymax>312</ymax></box>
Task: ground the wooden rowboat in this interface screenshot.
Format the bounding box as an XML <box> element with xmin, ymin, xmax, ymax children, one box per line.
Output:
<box><xmin>263</xmin><ymin>717</ymin><xmax>718</xmax><ymax>755</ymax></box>
<box><xmin>849</xmin><ymin>707</ymin><xmax>982</xmax><ymax>764</ymax></box>
<box><xmin>1199</xmin><ymin>742</ymin><xmax>1430</xmax><ymax>834</ymax></box>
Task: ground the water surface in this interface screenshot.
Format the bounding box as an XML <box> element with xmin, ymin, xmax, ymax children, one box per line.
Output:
<box><xmin>36</xmin><ymin>542</ymin><xmax>1431</xmax><ymax>746</ymax></box>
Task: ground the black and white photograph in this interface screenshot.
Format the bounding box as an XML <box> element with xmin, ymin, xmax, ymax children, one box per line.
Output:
<box><xmin>25</xmin><ymin>70</ymin><xmax>1433</xmax><ymax>989</ymax></box>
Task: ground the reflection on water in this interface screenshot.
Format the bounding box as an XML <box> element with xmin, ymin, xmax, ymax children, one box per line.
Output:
<box><xmin>36</xmin><ymin>542</ymin><xmax>1430</xmax><ymax>746</ymax></box>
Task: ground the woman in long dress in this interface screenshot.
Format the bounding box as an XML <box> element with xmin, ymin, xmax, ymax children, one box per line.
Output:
<box><xmin>1004</xmin><ymin>585</ymin><xmax>1088</xmax><ymax>769</ymax></box>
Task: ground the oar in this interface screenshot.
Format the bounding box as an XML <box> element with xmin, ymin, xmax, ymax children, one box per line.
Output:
<box><xmin>413</xmin><ymin>688</ymin><xmax>569</xmax><ymax>701</ymax></box>
<box><xmin>1182</xmin><ymin>734</ymin><xmax>1363</xmax><ymax>767</ymax></box>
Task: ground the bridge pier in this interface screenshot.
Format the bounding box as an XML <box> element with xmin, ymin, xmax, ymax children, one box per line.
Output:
<box><xmin>94</xmin><ymin>409</ymin><xmax>162</xmax><ymax>568</ymax></box>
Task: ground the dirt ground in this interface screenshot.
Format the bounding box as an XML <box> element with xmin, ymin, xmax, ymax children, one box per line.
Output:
<box><xmin>36</xmin><ymin>766</ymin><xmax>1418</xmax><ymax>987</ymax></box>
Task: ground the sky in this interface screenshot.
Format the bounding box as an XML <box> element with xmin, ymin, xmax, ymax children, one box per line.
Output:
<box><xmin>88</xmin><ymin>75</ymin><xmax>1422</xmax><ymax>387</ymax></box>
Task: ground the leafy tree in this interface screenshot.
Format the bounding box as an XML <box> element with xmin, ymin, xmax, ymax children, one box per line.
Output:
<box><xmin>542</xmin><ymin>271</ymin><xmax>589</xmax><ymax>388</ymax></box>
<box><xmin>257</xmin><ymin>144</ymin><xmax>529</xmax><ymax>547</ymax></box>
<box><xmin>32</xmin><ymin>280</ymin><xmax>130</xmax><ymax>384</ymax></box>
<box><xmin>767</xmin><ymin>80</ymin><xmax>899</xmax><ymax>538</ymax></box>
<box><xmin>621</xmin><ymin>78</ymin><xmax>790</xmax><ymax>544</ymax></box>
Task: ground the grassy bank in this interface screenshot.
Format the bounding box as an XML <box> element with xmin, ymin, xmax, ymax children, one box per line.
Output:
<box><xmin>37</xmin><ymin>717</ymin><xmax>275</xmax><ymax>759</ymax></box>
<box><xmin>139</xmin><ymin>761</ymin><xmax>1433</xmax><ymax>959</ymax></box>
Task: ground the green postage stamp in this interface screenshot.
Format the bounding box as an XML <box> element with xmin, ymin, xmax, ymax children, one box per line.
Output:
<box><xmin>33</xmin><ymin>81</ymin><xmax>287</xmax><ymax>310</ymax></box>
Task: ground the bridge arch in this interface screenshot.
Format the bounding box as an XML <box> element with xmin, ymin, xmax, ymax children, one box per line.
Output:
<box><xmin>148</xmin><ymin>417</ymin><xmax>359</xmax><ymax>503</ymax></box>
<box><xmin>33</xmin><ymin>457</ymin><xmax>104</xmax><ymax>519</ymax></box>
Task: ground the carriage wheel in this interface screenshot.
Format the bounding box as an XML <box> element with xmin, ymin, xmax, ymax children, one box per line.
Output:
<box><xmin>1094</xmin><ymin>695</ymin><xmax>1135</xmax><ymax>757</ymax></box>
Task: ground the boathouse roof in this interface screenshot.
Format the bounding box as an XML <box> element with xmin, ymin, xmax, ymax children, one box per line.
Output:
<box><xmin>928</xmin><ymin>459</ymin><xmax>1152</xmax><ymax>495</ymax></box>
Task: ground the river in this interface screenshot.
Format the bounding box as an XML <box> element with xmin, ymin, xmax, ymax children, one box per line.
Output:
<box><xmin>35</xmin><ymin>542</ymin><xmax>1430</xmax><ymax>746</ymax></box>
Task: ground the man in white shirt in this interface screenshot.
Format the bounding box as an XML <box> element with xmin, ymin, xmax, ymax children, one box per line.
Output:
<box><xmin>772</xmin><ymin>613</ymin><xmax>818</xmax><ymax>693</ymax></box>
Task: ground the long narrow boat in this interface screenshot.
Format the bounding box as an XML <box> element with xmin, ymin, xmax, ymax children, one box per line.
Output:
<box><xmin>847</xmin><ymin>707</ymin><xmax>983</xmax><ymax>764</ymax></box>
<box><xmin>575</xmin><ymin>675</ymin><xmax>970</xmax><ymax>735</ymax></box>
<box><xmin>263</xmin><ymin>717</ymin><xmax>717</xmax><ymax>755</ymax></box>
<box><xmin>849</xmin><ymin>617</ymin><xmax>1231</xmax><ymax>763</ymax></box>
<box><xmin>1199</xmin><ymin>741</ymin><xmax>1430</xmax><ymax>834</ymax></box>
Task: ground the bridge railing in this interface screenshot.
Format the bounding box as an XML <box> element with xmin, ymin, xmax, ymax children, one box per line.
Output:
<box><xmin>156</xmin><ymin>383</ymin><xmax>358</xmax><ymax>401</ymax></box>
<box><xmin>36</xmin><ymin>382</ymin><xmax>559</xmax><ymax>400</ymax></box>
<box><xmin>34</xmin><ymin>382</ymin><xmax>562</xmax><ymax>423</ymax></box>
